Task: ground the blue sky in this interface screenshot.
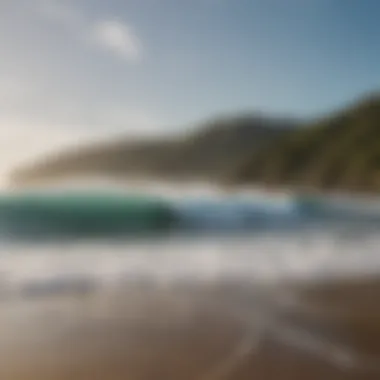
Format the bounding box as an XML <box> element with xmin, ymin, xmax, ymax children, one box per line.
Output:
<box><xmin>1</xmin><ymin>0</ymin><xmax>380</xmax><ymax>140</ymax></box>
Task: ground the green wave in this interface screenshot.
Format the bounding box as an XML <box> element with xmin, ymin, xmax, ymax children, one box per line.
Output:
<box><xmin>0</xmin><ymin>191</ymin><xmax>176</xmax><ymax>239</ymax></box>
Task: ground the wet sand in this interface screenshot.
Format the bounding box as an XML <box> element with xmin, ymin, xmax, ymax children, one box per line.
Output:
<box><xmin>0</xmin><ymin>277</ymin><xmax>380</xmax><ymax>379</ymax></box>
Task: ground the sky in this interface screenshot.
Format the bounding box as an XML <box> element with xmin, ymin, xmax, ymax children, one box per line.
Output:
<box><xmin>0</xmin><ymin>0</ymin><xmax>380</xmax><ymax>173</ymax></box>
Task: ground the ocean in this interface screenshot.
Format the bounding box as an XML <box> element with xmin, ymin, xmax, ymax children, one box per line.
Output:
<box><xmin>1</xmin><ymin>179</ymin><xmax>380</xmax><ymax>379</ymax></box>
<box><xmin>1</xmin><ymin>181</ymin><xmax>380</xmax><ymax>289</ymax></box>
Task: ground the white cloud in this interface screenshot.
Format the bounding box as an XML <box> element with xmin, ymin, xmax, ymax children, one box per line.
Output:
<box><xmin>90</xmin><ymin>20</ymin><xmax>143</xmax><ymax>62</ymax></box>
<box><xmin>0</xmin><ymin>2</ymin><xmax>157</xmax><ymax>183</ymax></box>
<box><xmin>37</xmin><ymin>0</ymin><xmax>143</xmax><ymax>62</ymax></box>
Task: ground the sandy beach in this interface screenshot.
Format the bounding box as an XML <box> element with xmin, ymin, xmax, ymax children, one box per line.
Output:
<box><xmin>0</xmin><ymin>276</ymin><xmax>380</xmax><ymax>379</ymax></box>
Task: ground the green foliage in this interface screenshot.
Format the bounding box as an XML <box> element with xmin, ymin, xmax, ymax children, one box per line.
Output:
<box><xmin>11</xmin><ymin>92</ymin><xmax>380</xmax><ymax>195</ymax></box>
<box><xmin>231</xmin><ymin>93</ymin><xmax>380</xmax><ymax>193</ymax></box>
<box><xmin>10</xmin><ymin>115</ymin><xmax>297</xmax><ymax>185</ymax></box>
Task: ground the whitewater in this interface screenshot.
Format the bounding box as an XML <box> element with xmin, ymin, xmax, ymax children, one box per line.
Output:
<box><xmin>0</xmin><ymin>176</ymin><xmax>380</xmax><ymax>302</ymax></box>
<box><xmin>0</xmin><ymin>159</ymin><xmax>380</xmax><ymax>378</ymax></box>
<box><xmin>2</xmin><ymin>134</ymin><xmax>380</xmax><ymax>371</ymax></box>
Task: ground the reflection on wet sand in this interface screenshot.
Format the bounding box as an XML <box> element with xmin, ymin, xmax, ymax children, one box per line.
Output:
<box><xmin>0</xmin><ymin>277</ymin><xmax>380</xmax><ymax>379</ymax></box>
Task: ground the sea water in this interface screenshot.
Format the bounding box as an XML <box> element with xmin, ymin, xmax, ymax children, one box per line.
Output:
<box><xmin>1</xmin><ymin>181</ymin><xmax>380</xmax><ymax>378</ymax></box>
<box><xmin>1</xmin><ymin>180</ymin><xmax>380</xmax><ymax>300</ymax></box>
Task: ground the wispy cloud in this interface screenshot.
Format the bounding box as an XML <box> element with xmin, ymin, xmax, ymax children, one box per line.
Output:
<box><xmin>90</xmin><ymin>20</ymin><xmax>143</xmax><ymax>62</ymax></box>
<box><xmin>0</xmin><ymin>1</ymin><xmax>155</xmax><ymax>157</ymax></box>
<box><xmin>37</xmin><ymin>0</ymin><xmax>143</xmax><ymax>62</ymax></box>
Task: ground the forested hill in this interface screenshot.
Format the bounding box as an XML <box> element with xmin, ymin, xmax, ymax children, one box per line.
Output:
<box><xmin>230</xmin><ymin>94</ymin><xmax>380</xmax><ymax>194</ymax></box>
<box><xmin>10</xmin><ymin>115</ymin><xmax>297</xmax><ymax>185</ymax></box>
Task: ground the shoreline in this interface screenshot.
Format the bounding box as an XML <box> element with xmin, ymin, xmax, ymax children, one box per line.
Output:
<box><xmin>5</xmin><ymin>174</ymin><xmax>380</xmax><ymax>203</ymax></box>
<box><xmin>1</xmin><ymin>276</ymin><xmax>380</xmax><ymax>379</ymax></box>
